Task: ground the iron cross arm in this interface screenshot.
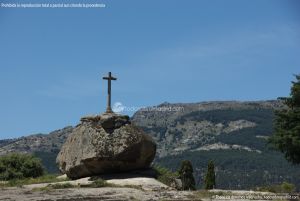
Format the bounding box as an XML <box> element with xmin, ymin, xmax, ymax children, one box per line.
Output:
<box><xmin>103</xmin><ymin>76</ymin><xmax>117</xmax><ymax>81</ymax></box>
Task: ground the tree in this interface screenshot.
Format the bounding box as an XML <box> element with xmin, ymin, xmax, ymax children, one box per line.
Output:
<box><xmin>269</xmin><ymin>74</ymin><xmax>300</xmax><ymax>164</ymax></box>
<box><xmin>204</xmin><ymin>160</ymin><xmax>216</xmax><ymax>189</ymax></box>
<box><xmin>0</xmin><ymin>153</ymin><xmax>44</xmax><ymax>180</ymax></box>
<box><xmin>178</xmin><ymin>160</ymin><xmax>196</xmax><ymax>190</ymax></box>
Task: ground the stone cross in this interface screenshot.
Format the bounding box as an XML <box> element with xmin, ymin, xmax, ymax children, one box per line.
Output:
<box><xmin>103</xmin><ymin>72</ymin><xmax>117</xmax><ymax>113</ymax></box>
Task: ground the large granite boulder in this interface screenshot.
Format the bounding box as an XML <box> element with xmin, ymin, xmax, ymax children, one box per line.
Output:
<box><xmin>56</xmin><ymin>113</ymin><xmax>156</xmax><ymax>179</ymax></box>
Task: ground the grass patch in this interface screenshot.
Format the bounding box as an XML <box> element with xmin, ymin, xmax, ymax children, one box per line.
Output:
<box><xmin>256</xmin><ymin>182</ymin><xmax>296</xmax><ymax>193</ymax></box>
<box><xmin>77</xmin><ymin>178</ymin><xmax>118</xmax><ymax>188</ymax></box>
<box><xmin>91</xmin><ymin>178</ymin><xmax>113</xmax><ymax>187</ymax></box>
<box><xmin>82</xmin><ymin>178</ymin><xmax>144</xmax><ymax>190</ymax></box>
<box><xmin>80</xmin><ymin>178</ymin><xmax>116</xmax><ymax>188</ymax></box>
<box><xmin>49</xmin><ymin>182</ymin><xmax>76</xmax><ymax>189</ymax></box>
<box><xmin>0</xmin><ymin>174</ymin><xmax>69</xmax><ymax>187</ymax></box>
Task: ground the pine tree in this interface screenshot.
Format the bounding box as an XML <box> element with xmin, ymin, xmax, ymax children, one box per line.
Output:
<box><xmin>178</xmin><ymin>160</ymin><xmax>196</xmax><ymax>190</ymax></box>
<box><xmin>204</xmin><ymin>160</ymin><xmax>216</xmax><ymax>189</ymax></box>
<box><xmin>270</xmin><ymin>74</ymin><xmax>300</xmax><ymax>164</ymax></box>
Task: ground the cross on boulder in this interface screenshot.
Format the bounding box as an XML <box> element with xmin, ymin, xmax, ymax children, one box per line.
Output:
<box><xmin>103</xmin><ymin>72</ymin><xmax>117</xmax><ymax>113</ymax></box>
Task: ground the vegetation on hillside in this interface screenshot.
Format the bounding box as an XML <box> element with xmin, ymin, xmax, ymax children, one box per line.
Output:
<box><xmin>270</xmin><ymin>74</ymin><xmax>300</xmax><ymax>164</ymax></box>
<box><xmin>153</xmin><ymin>106</ymin><xmax>298</xmax><ymax>190</ymax></box>
<box><xmin>155</xmin><ymin>150</ymin><xmax>300</xmax><ymax>190</ymax></box>
<box><xmin>34</xmin><ymin>151</ymin><xmax>60</xmax><ymax>173</ymax></box>
<box><xmin>179</xmin><ymin>108</ymin><xmax>274</xmax><ymax>126</ymax></box>
<box><xmin>153</xmin><ymin>165</ymin><xmax>178</xmax><ymax>187</ymax></box>
<box><xmin>257</xmin><ymin>182</ymin><xmax>296</xmax><ymax>193</ymax></box>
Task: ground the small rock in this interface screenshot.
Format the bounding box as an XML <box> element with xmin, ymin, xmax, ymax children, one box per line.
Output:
<box><xmin>56</xmin><ymin>174</ymin><xmax>67</xmax><ymax>179</ymax></box>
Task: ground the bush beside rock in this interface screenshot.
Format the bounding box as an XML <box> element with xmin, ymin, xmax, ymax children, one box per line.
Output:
<box><xmin>0</xmin><ymin>153</ymin><xmax>44</xmax><ymax>180</ymax></box>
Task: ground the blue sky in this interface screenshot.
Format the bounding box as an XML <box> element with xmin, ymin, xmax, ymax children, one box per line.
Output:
<box><xmin>0</xmin><ymin>0</ymin><xmax>299</xmax><ymax>139</ymax></box>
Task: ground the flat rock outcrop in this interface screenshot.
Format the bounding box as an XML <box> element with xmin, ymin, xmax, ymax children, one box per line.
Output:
<box><xmin>56</xmin><ymin>113</ymin><xmax>156</xmax><ymax>179</ymax></box>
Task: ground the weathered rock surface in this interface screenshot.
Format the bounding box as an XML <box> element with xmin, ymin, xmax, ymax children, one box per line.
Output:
<box><xmin>0</xmin><ymin>183</ymin><xmax>286</xmax><ymax>201</ymax></box>
<box><xmin>0</xmin><ymin>186</ymin><xmax>195</xmax><ymax>201</ymax></box>
<box><xmin>57</xmin><ymin>113</ymin><xmax>156</xmax><ymax>179</ymax></box>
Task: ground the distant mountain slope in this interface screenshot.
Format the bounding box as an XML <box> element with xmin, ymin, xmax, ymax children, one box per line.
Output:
<box><xmin>1</xmin><ymin>100</ymin><xmax>299</xmax><ymax>190</ymax></box>
<box><xmin>0</xmin><ymin>126</ymin><xmax>73</xmax><ymax>173</ymax></box>
<box><xmin>132</xmin><ymin>100</ymin><xmax>300</xmax><ymax>190</ymax></box>
<box><xmin>0</xmin><ymin>139</ymin><xmax>17</xmax><ymax>147</ymax></box>
<box><xmin>132</xmin><ymin>100</ymin><xmax>282</xmax><ymax>157</ymax></box>
<box><xmin>0</xmin><ymin>126</ymin><xmax>73</xmax><ymax>155</ymax></box>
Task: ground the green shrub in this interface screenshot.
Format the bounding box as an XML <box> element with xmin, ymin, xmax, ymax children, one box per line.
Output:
<box><xmin>0</xmin><ymin>153</ymin><xmax>44</xmax><ymax>180</ymax></box>
<box><xmin>153</xmin><ymin>165</ymin><xmax>178</xmax><ymax>187</ymax></box>
<box><xmin>280</xmin><ymin>182</ymin><xmax>296</xmax><ymax>193</ymax></box>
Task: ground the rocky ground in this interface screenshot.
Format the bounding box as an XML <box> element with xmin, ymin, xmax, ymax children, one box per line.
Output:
<box><xmin>0</xmin><ymin>187</ymin><xmax>194</xmax><ymax>201</ymax></box>
<box><xmin>1</xmin><ymin>186</ymin><xmax>298</xmax><ymax>201</ymax></box>
<box><xmin>0</xmin><ymin>176</ymin><xmax>193</xmax><ymax>201</ymax></box>
<box><xmin>0</xmin><ymin>175</ymin><xmax>298</xmax><ymax>201</ymax></box>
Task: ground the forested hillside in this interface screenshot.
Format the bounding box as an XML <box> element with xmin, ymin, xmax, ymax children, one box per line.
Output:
<box><xmin>132</xmin><ymin>101</ymin><xmax>300</xmax><ymax>190</ymax></box>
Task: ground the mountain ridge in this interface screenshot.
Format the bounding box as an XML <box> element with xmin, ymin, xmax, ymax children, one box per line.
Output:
<box><xmin>2</xmin><ymin>100</ymin><xmax>300</xmax><ymax>190</ymax></box>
